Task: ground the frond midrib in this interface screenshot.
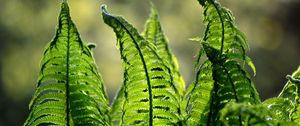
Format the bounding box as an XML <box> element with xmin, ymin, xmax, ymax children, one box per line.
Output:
<box><xmin>65</xmin><ymin>7</ymin><xmax>71</xmax><ymax>126</ymax></box>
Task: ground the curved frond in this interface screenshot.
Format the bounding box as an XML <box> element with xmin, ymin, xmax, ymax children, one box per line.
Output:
<box><xmin>101</xmin><ymin>5</ymin><xmax>181</xmax><ymax>125</ymax></box>
<box><xmin>202</xmin><ymin>0</ymin><xmax>255</xmax><ymax>74</ymax></box>
<box><xmin>192</xmin><ymin>0</ymin><xmax>261</xmax><ymax>125</ymax></box>
<box><xmin>24</xmin><ymin>2</ymin><xmax>110</xmax><ymax>126</ymax></box>
<box><xmin>203</xmin><ymin>1</ymin><xmax>247</xmax><ymax>54</ymax></box>
<box><xmin>110</xmin><ymin>6</ymin><xmax>186</xmax><ymax>124</ymax></box>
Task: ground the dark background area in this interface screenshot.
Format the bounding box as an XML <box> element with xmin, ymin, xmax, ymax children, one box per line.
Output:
<box><xmin>0</xmin><ymin>0</ymin><xmax>299</xmax><ymax>125</ymax></box>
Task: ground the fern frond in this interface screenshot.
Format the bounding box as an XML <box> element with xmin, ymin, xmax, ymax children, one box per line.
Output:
<box><xmin>278</xmin><ymin>66</ymin><xmax>300</xmax><ymax>124</ymax></box>
<box><xmin>24</xmin><ymin>2</ymin><xmax>110</xmax><ymax>125</ymax></box>
<box><xmin>201</xmin><ymin>0</ymin><xmax>255</xmax><ymax>74</ymax></box>
<box><xmin>220</xmin><ymin>102</ymin><xmax>296</xmax><ymax>126</ymax></box>
<box><xmin>262</xmin><ymin>98</ymin><xmax>295</xmax><ymax>121</ymax></box>
<box><xmin>102</xmin><ymin>5</ymin><xmax>181</xmax><ymax>125</ymax></box>
<box><xmin>184</xmin><ymin>53</ymin><xmax>214</xmax><ymax>125</ymax></box>
<box><xmin>203</xmin><ymin>46</ymin><xmax>260</xmax><ymax>125</ymax></box>
<box><xmin>203</xmin><ymin>1</ymin><xmax>247</xmax><ymax>54</ymax></box>
<box><xmin>142</xmin><ymin>5</ymin><xmax>186</xmax><ymax>96</ymax></box>
<box><xmin>279</xmin><ymin>67</ymin><xmax>300</xmax><ymax>101</ymax></box>
<box><xmin>110</xmin><ymin>6</ymin><xmax>186</xmax><ymax>124</ymax></box>
<box><xmin>192</xmin><ymin>0</ymin><xmax>261</xmax><ymax>124</ymax></box>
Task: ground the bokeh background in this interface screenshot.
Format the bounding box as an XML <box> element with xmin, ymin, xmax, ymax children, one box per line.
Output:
<box><xmin>0</xmin><ymin>0</ymin><xmax>299</xmax><ymax>125</ymax></box>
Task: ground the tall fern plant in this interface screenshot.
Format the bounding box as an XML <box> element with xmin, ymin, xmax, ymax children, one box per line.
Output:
<box><xmin>24</xmin><ymin>1</ymin><xmax>110</xmax><ymax>126</ymax></box>
<box><xmin>102</xmin><ymin>5</ymin><xmax>185</xmax><ymax>125</ymax></box>
<box><xmin>24</xmin><ymin>0</ymin><xmax>300</xmax><ymax>125</ymax></box>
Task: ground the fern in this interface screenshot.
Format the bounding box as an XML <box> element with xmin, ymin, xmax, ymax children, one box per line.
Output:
<box><xmin>201</xmin><ymin>0</ymin><xmax>255</xmax><ymax>73</ymax></box>
<box><xmin>23</xmin><ymin>0</ymin><xmax>300</xmax><ymax>126</ymax></box>
<box><xmin>184</xmin><ymin>0</ymin><xmax>261</xmax><ymax>125</ymax></box>
<box><xmin>109</xmin><ymin>5</ymin><xmax>186</xmax><ymax>125</ymax></box>
<box><xmin>219</xmin><ymin>67</ymin><xmax>300</xmax><ymax>125</ymax></box>
<box><xmin>278</xmin><ymin>66</ymin><xmax>300</xmax><ymax>124</ymax></box>
<box><xmin>101</xmin><ymin>5</ymin><xmax>182</xmax><ymax>125</ymax></box>
<box><xmin>205</xmin><ymin>46</ymin><xmax>261</xmax><ymax>119</ymax></box>
<box><xmin>142</xmin><ymin>5</ymin><xmax>186</xmax><ymax>96</ymax></box>
<box><xmin>220</xmin><ymin>102</ymin><xmax>296</xmax><ymax>126</ymax></box>
<box><xmin>24</xmin><ymin>1</ymin><xmax>110</xmax><ymax>125</ymax></box>
<box><xmin>184</xmin><ymin>55</ymin><xmax>214</xmax><ymax>125</ymax></box>
<box><xmin>262</xmin><ymin>98</ymin><xmax>295</xmax><ymax>121</ymax></box>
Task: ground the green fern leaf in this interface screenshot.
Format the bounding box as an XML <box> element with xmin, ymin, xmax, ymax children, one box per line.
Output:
<box><xmin>110</xmin><ymin>6</ymin><xmax>186</xmax><ymax>125</ymax></box>
<box><xmin>101</xmin><ymin>5</ymin><xmax>181</xmax><ymax>125</ymax></box>
<box><xmin>220</xmin><ymin>102</ymin><xmax>296</xmax><ymax>126</ymax></box>
<box><xmin>201</xmin><ymin>0</ymin><xmax>255</xmax><ymax>74</ymax></box>
<box><xmin>278</xmin><ymin>66</ymin><xmax>300</xmax><ymax>124</ymax></box>
<box><xmin>204</xmin><ymin>46</ymin><xmax>260</xmax><ymax>125</ymax></box>
<box><xmin>184</xmin><ymin>49</ymin><xmax>215</xmax><ymax>126</ymax></box>
<box><xmin>219</xmin><ymin>61</ymin><xmax>300</xmax><ymax>126</ymax></box>
<box><xmin>262</xmin><ymin>97</ymin><xmax>295</xmax><ymax>121</ymax></box>
<box><xmin>24</xmin><ymin>1</ymin><xmax>110</xmax><ymax>125</ymax></box>
<box><xmin>192</xmin><ymin>0</ymin><xmax>261</xmax><ymax>125</ymax></box>
<box><xmin>142</xmin><ymin>5</ymin><xmax>186</xmax><ymax>96</ymax></box>
<box><xmin>203</xmin><ymin>0</ymin><xmax>248</xmax><ymax>54</ymax></box>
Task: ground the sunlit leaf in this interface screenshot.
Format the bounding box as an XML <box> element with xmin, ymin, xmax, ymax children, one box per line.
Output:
<box><xmin>24</xmin><ymin>1</ymin><xmax>110</xmax><ymax>125</ymax></box>
<box><xmin>185</xmin><ymin>0</ymin><xmax>261</xmax><ymax>125</ymax></box>
<box><xmin>102</xmin><ymin>5</ymin><xmax>182</xmax><ymax>125</ymax></box>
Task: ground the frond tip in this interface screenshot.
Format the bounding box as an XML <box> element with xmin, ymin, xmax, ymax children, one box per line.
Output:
<box><xmin>101</xmin><ymin>5</ymin><xmax>108</xmax><ymax>15</ymax></box>
<box><xmin>286</xmin><ymin>75</ymin><xmax>300</xmax><ymax>84</ymax></box>
<box><xmin>197</xmin><ymin>0</ymin><xmax>206</xmax><ymax>6</ymax></box>
<box><xmin>87</xmin><ymin>43</ymin><xmax>97</xmax><ymax>50</ymax></box>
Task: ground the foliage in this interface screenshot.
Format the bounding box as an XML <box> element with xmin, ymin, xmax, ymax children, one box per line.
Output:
<box><xmin>24</xmin><ymin>0</ymin><xmax>300</xmax><ymax>126</ymax></box>
<box><xmin>103</xmin><ymin>4</ymin><xmax>185</xmax><ymax>125</ymax></box>
<box><xmin>185</xmin><ymin>0</ymin><xmax>261</xmax><ymax>125</ymax></box>
<box><xmin>102</xmin><ymin>5</ymin><xmax>183</xmax><ymax>125</ymax></box>
<box><xmin>24</xmin><ymin>1</ymin><xmax>110</xmax><ymax>126</ymax></box>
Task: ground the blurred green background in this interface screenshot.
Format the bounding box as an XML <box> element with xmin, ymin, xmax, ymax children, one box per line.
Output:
<box><xmin>0</xmin><ymin>0</ymin><xmax>299</xmax><ymax>125</ymax></box>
